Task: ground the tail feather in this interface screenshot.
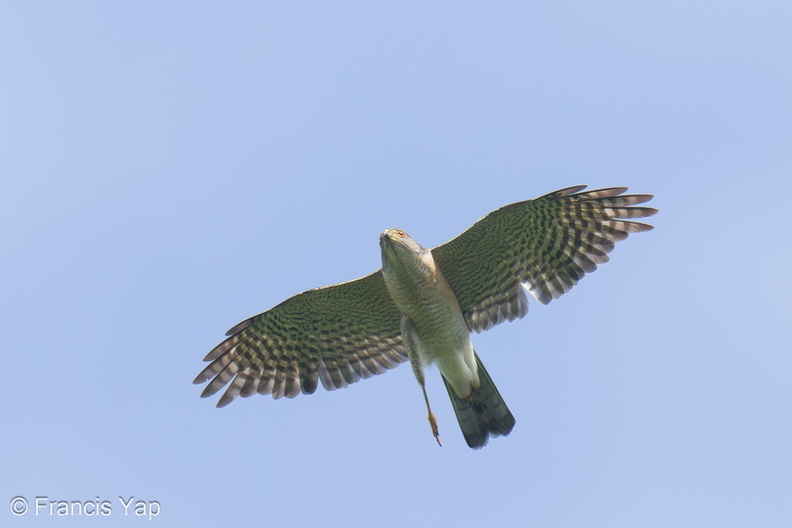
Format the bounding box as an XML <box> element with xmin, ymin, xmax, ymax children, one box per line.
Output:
<box><xmin>442</xmin><ymin>352</ymin><xmax>516</xmax><ymax>449</ymax></box>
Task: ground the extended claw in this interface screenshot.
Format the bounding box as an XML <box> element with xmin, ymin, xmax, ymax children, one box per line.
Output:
<box><xmin>428</xmin><ymin>411</ymin><xmax>442</xmax><ymax>446</ymax></box>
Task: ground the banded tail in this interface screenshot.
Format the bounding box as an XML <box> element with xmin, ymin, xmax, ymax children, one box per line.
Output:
<box><xmin>442</xmin><ymin>352</ymin><xmax>516</xmax><ymax>448</ymax></box>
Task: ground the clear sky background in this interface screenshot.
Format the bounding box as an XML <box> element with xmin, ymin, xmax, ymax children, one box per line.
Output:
<box><xmin>2</xmin><ymin>2</ymin><xmax>790</xmax><ymax>527</ymax></box>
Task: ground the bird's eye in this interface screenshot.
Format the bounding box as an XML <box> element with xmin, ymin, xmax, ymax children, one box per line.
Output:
<box><xmin>398</xmin><ymin>230</ymin><xmax>407</xmax><ymax>237</ymax></box>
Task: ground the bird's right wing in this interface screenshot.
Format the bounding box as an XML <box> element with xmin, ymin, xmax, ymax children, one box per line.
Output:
<box><xmin>194</xmin><ymin>270</ymin><xmax>407</xmax><ymax>407</ymax></box>
<box><xmin>431</xmin><ymin>185</ymin><xmax>657</xmax><ymax>333</ymax></box>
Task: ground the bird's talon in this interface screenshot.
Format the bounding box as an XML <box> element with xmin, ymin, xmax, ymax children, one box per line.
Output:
<box><xmin>429</xmin><ymin>413</ymin><xmax>442</xmax><ymax>446</ymax></box>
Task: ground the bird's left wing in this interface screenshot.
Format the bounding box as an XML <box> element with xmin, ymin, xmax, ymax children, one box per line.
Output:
<box><xmin>194</xmin><ymin>270</ymin><xmax>406</xmax><ymax>407</ymax></box>
<box><xmin>431</xmin><ymin>185</ymin><xmax>657</xmax><ymax>333</ymax></box>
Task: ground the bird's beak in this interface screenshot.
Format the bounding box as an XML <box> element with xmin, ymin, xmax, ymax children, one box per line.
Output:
<box><xmin>379</xmin><ymin>230</ymin><xmax>392</xmax><ymax>248</ymax></box>
<box><xmin>380</xmin><ymin>230</ymin><xmax>404</xmax><ymax>252</ymax></box>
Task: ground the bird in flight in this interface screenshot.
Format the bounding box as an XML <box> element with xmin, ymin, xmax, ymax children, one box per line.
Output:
<box><xmin>194</xmin><ymin>185</ymin><xmax>657</xmax><ymax>448</ymax></box>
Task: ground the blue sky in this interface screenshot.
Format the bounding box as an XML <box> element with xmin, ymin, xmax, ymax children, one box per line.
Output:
<box><xmin>2</xmin><ymin>1</ymin><xmax>791</xmax><ymax>526</ymax></box>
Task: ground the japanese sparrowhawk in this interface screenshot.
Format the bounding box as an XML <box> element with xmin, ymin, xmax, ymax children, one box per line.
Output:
<box><xmin>194</xmin><ymin>185</ymin><xmax>657</xmax><ymax>448</ymax></box>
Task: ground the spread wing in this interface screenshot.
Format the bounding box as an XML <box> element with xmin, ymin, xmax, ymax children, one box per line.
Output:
<box><xmin>431</xmin><ymin>185</ymin><xmax>657</xmax><ymax>333</ymax></box>
<box><xmin>193</xmin><ymin>271</ymin><xmax>406</xmax><ymax>407</ymax></box>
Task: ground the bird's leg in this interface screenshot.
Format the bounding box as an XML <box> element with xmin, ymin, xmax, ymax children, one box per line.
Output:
<box><xmin>420</xmin><ymin>382</ymin><xmax>441</xmax><ymax>446</ymax></box>
<box><xmin>401</xmin><ymin>315</ymin><xmax>442</xmax><ymax>446</ymax></box>
<box><xmin>413</xmin><ymin>366</ymin><xmax>441</xmax><ymax>446</ymax></box>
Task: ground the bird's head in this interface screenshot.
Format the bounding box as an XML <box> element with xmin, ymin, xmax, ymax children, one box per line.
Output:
<box><xmin>380</xmin><ymin>228</ymin><xmax>428</xmax><ymax>266</ymax></box>
<box><xmin>380</xmin><ymin>228</ymin><xmax>438</xmax><ymax>286</ymax></box>
<box><xmin>380</xmin><ymin>228</ymin><xmax>418</xmax><ymax>251</ymax></box>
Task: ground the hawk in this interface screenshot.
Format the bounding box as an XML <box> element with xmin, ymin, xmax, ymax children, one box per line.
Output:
<box><xmin>194</xmin><ymin>185</ymin><xmax>657</xmax><ymax>448</ymax></box>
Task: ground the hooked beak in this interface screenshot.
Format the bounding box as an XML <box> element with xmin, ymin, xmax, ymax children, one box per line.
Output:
<box><xmin>380</xmin><ymin>228</ymin><xmax>399</xmax><ymax>246</ymax></box>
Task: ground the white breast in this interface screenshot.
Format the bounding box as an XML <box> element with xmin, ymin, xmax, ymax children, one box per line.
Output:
<box><xmin>381</xmin><ymin>242</ymin><xmax>478</xmax><ymax>396</ymax></box>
